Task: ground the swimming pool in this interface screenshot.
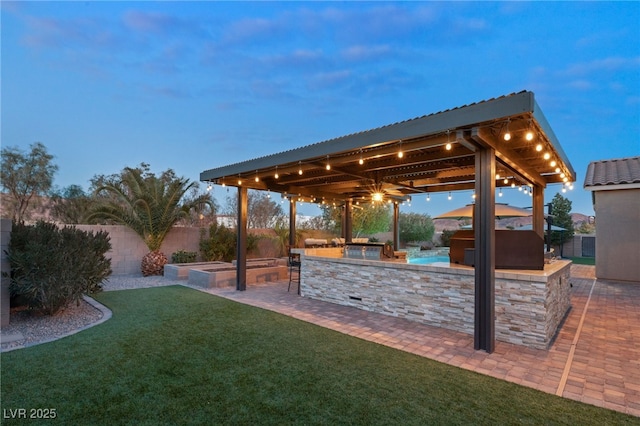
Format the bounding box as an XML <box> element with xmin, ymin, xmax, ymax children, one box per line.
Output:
<box><xmin>408</xmin><ymin>256</ymin><xmax>450</xmax><ymax>265</ymax></box>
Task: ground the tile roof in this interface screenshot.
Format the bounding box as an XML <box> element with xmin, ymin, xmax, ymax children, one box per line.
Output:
<box><xmin>584</xmin><ymin>156</ymin><xmax>640</xmax><ymax>188</ymax></box>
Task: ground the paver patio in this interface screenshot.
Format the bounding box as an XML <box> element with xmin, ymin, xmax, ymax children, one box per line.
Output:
<box><xmin>194</xmin><ymin>264</ymin><xmax>639</xmax><ymax>417</ymax></box>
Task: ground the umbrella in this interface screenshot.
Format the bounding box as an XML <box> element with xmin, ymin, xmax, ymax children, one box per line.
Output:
<box><xmin>434</xmin><ymin>203</ymin><xmax>533</xmax><ymax>220</ymax></box>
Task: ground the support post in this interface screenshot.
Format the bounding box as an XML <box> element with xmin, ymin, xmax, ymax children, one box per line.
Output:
<box><xmin>236</xmin><ymin>186</ymin><xmax>248</xmax><ymax>291</ymax></box>
<box><xmin>289</xmin><ymin>197</ymin><xmax>297</xmax><ymax>248</ymax></box>
<box><xmin>532</xmin><ymin>185</ymin><xmax>545</xmax><ymax>239</ymax></box>
<box><xmin>393</xmin><ymin>202</ymin><xmax>400</xmax><ymax>251</ymax></box>
<box><xmin>344</xmin><ymin>200</ymin><xmax>353</xmax><ymax>243</ymax></box>
<box><xmin>474</xmin><ymin>147</ymin><xmax>495</xmax><ymax>353</ymax></box>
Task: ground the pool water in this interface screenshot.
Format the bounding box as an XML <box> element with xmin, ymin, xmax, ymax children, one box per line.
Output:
<box><xmin>408</xmin><ymin>256</ymin><xmax>450</xmax><ymax>265</ymax></box>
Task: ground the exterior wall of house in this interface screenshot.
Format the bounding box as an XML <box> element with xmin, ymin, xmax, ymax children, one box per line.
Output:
<box><xmin>300</xmin><ymin>254</ymin><xmax>572</xmax><ymax>349</ymax></box>
<box><xmin>1</xmin><ymin>219</ymin><xmax>12</xmax><ymax>327</ymax></box>
<box><xmin>594</xmin><ymin>189</ymin><xmax>640</xmax><ymax>282</ymax></box>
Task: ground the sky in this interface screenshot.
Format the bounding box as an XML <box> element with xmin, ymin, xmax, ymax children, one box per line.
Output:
<box><xmin>2</xmin><ymin>1</ymin><xmax>639</xmax><ymax>218</ymax></box>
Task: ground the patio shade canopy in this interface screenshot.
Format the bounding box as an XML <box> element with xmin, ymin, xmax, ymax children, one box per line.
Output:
<box><xmin>200</xmin><ymin>91</ymin><xmax>576</xmax><ymax>204</ymax></box>
<box><xmin>434</xmin><ymin>203</ymin><xmax>534</xmax><ymax>220</ymax></box>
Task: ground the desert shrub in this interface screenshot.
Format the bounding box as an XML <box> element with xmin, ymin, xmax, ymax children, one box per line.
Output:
<box><xmin>171</xmin><ymin>250</ymin><xmax>198</xmax><ymax>264</ymax></box>
<box><xmin>199</xmin><ymin>223</ymin><xmax>260</xmax><ymax>262</ymax></box>
<box><xmin>440</xmin><ymin>229</ymin><xmax>456</xmax><ymax>247</ymax></box>
<box><xmin>6</xmin><ymin>221</ymin><xmax>112</xmax><ymax>315</ymax></box>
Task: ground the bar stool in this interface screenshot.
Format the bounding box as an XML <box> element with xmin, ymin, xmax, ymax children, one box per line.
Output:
<box><xmin>287</xmin><ymin>248</ymin><xmax>301</xmax><ymax>294</ymax></box>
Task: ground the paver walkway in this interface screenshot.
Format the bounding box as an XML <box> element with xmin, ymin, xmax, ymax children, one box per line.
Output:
<box><xmin>197</xmin><ymin>264</ymin><xmax>640</xmax><ymax>417</ymax></box>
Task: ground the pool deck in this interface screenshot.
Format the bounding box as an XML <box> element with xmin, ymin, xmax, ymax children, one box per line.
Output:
<box><xmin>199</xmin><ymin>264</ymin><xmax>640</xmax><ymax>417</ymax></box>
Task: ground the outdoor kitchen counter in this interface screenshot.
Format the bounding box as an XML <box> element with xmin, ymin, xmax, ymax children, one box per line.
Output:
<box><xmin>294</xmin><ymin>249</ymin><xmax>572</xmax><ymax>350</ymax></box>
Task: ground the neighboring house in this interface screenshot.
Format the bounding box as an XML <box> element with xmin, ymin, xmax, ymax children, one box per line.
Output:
<box><xmin>584</xmin><ymin>156</ymin><xmax>640</xmax><ymax>282</ymax></box>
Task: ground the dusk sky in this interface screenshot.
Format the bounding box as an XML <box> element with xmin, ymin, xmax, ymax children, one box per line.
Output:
<box><xmin>2</xmin><ymin>1</ymin><xmax>639</xmax><ymax>218</ymax></box>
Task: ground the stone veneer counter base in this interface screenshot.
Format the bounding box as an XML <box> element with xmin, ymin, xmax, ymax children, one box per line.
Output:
<box><xmin>300</xmin><ymin>253</ymin><xmax>571</xmax><ymax>350</ymax></box>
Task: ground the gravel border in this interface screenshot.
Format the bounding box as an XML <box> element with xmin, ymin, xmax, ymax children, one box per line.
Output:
<box><xmin>0</xmin><ymin>275</ymin><xmax>180</xmax><ymax>352</ymax></box>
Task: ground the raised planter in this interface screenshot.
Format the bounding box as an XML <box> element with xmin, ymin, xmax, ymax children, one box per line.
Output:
<box><xmin>188</xmin><ymin>264</ymin><xmax>289</xmax><ymax>288</ymax></box>
<box><xmin>164</xmin><ymin>261</ymin><xmax>231</xmax><ymax>280</ymax></box>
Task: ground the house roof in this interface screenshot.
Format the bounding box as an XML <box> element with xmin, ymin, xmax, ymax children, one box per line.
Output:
<box><xmin>584</xmin><ymin>156</ymin><xmax>640</xmax><ymax>191</ymax></box>
<box><xmin>200</xmin><ymin>91</ymin><xmax>576</xmax><ymax>204</ymax></box>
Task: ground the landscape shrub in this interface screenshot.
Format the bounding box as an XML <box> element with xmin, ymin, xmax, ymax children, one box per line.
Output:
<box><xmin>439</xmin><ymin>229</ymin><xmax>456</xmax><ymax>247</ymax></box>
<box><xmin>6</xmin><ymin>221</ymin><xmax>112</xmax><ymax>315</ymax></box>
<box><xmin>199</xmin><ymin>223</ymin><xmax>259</xmax><ymax>262</ymax></box>
<box><xmin>171</xmin><ymin>250</ymin><xmax>198</xmax><ymax>264</ymax></box>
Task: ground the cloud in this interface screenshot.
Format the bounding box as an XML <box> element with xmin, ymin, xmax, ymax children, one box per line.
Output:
<box><xmin>341</xmin><ymin>45</ymin><xmax>393</xmax><ymax>62</ymax></box>
<box><xmin>568</xmin><ymin>80</ymin><xmax>593</xmax><ymax>91</ymax></box>
<box><xmin>563</xmin><ymin>56</ymin><xmax>640</xmax><ymax>76</ymax></box>
<box><xmin>308</xmin><ymin>70</ymin><xmax>353</xmax><ymax>91</ymax></box>
<box><xmin>22</xmin><ymin>15</ymin><xmax>118</xmax><ymax>50</ymax></box>
<box><xmin>123</xmin><ymin>10</ymin><xmax>175</xmax><ymax>33</ymax></box>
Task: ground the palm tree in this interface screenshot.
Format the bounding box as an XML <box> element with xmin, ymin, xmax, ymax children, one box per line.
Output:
<box><xmin>87</xmin><ymin>167</ymin><xmax>213</xmax><ymax>276</ymax></box>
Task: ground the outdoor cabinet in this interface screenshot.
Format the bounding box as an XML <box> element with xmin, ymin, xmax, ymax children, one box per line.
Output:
<box><xmin>450</xmin><ymin>230</ymin><xmax>544</xmax><ymax>270</ymax></box>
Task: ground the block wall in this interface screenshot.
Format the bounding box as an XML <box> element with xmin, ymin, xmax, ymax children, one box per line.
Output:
<box><xmin>74</xmin><ymin>225</ymin><xmax>205</xmax><ymax>275</ymax></box>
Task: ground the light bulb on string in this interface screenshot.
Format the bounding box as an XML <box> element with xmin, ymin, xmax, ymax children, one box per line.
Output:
<box><xmin>498</xmin><ymin>188</ymin><xmax>503</xmax><ymax>197</ymax></box>
<box><xmin>448</xmin><ymin>192</ymin><xmax>452</xmax><ymax>200</ymax></box>
<box><xmin>503</xmin><ymin>120</ymin><xmax>511</xmax><ymax>141</ymax></box>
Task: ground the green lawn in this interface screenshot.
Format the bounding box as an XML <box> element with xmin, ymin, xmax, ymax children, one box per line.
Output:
<box><xmin>1</xmin><ymin>286</ymin><xmax>635</xmax><ymax>425</ymax></box>
<box><xmin>569</xmin><ymin>256</ymin><xmax>596</xmax><ymax>265</ymax></box>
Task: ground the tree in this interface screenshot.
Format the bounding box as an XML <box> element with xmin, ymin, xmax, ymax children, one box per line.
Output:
<box><xmin>0</xmin><ymin>142</ymin><xmax>58</xmax><ymax>222</ymax></box>
<box><xmin>49</xmin><ymin>184</ymin><xmax>94</xmax><ymax>224</ymax></box>
<box><xmin>224</xmin><ymin>190</ymin><xmax>285</xmax><ymax>228</ymax></box>
<box><xmin>320</xmin><ymin>202</ymin><xmax>391</xmax><ymax>236</ymax></box>
<box><xmin>549</xmin><ymin>193</ymin><xmax>575</xmax><ymax>247</ymax></box>
<box><xmin>87</xmin><ymin>165</ymin><xmax>213</xmax><ymax>276</ymax></box>
<box><xmin>399</xmin><ymin>212</ymin><xmax>435</xmax><ymax>245</ymax></box>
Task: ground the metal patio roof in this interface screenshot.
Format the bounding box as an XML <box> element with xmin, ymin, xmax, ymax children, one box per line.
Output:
<box><xmin>200</xmin><ymin>91</ymin><xmax>576</xmax><ymax>204</ymax></box>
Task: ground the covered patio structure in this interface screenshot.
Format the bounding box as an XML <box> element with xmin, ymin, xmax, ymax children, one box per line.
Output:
<box><xmin>200</xmin><ymin>91</ymin><xmax>576</xmax><ymax>352</ymax></box>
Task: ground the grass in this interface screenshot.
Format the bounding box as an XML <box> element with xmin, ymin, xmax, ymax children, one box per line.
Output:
<box><xmin>1</xmin><ymin>286</ymin><xmax>635</xmax><ymax>425</ymax></box>
<box><xmin>569</xmin><ymin>256</ymin><xmax>596</xmax><ymax>265</ymax></box>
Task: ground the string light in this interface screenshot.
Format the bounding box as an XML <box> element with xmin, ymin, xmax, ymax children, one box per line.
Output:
<box><xmin>498</xmin><ymin>188</ymin><xmax>503</xmax><ymax>197</ymax></box>
<box><xmin>398</xmin><ymin>140</ymin><xmax>404</xmax><ymax>158</ymax></box>
<box><xmin>525</xmin><ymin>119</ymin><xmax>534</xmax><ymax>141</ymax></box>
<box><xmin>274</xmin><ymin>166</ymin><xmax>279</xmax><ymax>179</ymax></box>
<box><xmin>472</xmin><ymin>191</ymin><xmax>476</xmax><ymax>200</ymax></box>
<box><xmin>543</xmin><ymin>152</ymin><xmax>551</xmax><ymax>160</ymax></box>
<box><xmin>503</xmin><ymin>120</ymin><xmax>511</xmax><ymax>141</ymax></box>
<box><xmin>325</xmin><ymin>155</ymin><xmax>331</xmax><ymax>170</ymax></box>
<box><xmin>536</xmin><ymin>144</ymin><xmax>543</xmax><ymax>151</ymax></box>
<box><xmin>298</xmin><ymin>161</ymin><xmax>303</xmax><ymax>175</ymax></box>
<box><xmin>445</xmin><ymin>130</ymin><xmax>452</xmax><ymax>150</ymax></box>
<box><xmin>255</xmin><ymin>170</ymin><xmax>259</xmax><ymax>182</ymax></box>
<box><xmin>359</xmin><ymin>150</ymin><xmax>364</xmax><ymax>165</ymax></box>
<box><xmin>503</xmin><ymin>178</ymin><xmax>509</xmax><ymax>184</ymax></box>
<box><xmin>426</xmin><ymin>193</ymin><xmax>430</xmax><ymax>202</ymax></box>
<box><xmin>448</xmin><ymin>192</ymin><xmax>452</xmax><ymax>200</ymax></box>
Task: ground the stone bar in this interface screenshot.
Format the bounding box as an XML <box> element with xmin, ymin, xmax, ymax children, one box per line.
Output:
<box><xmin>293</xmin><ymin>248</ymin><xmax>571</xmax><ymax>350</ymax></box>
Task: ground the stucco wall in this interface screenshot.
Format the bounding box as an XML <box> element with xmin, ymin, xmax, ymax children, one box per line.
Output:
<box><xmin>301</xmin><ymin>255</ymin><xmax>571</xmax><ymax>349</ymax></box>
<box><xmin>594</xmin><ymin>189</ymin><xmax>640</xmax><ymax>282</ymax></box>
